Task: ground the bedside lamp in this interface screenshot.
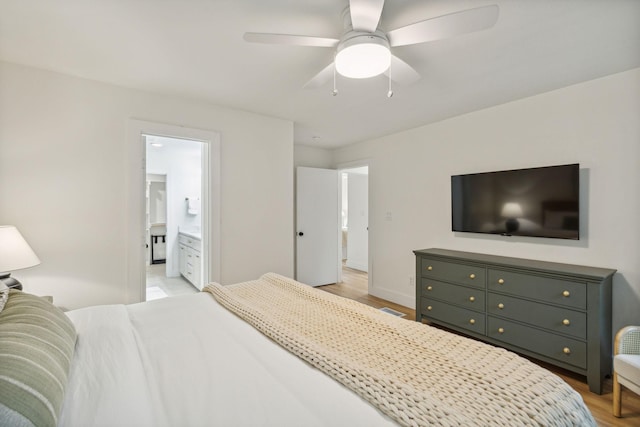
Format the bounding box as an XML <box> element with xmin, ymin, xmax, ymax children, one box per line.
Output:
<box><xmin>501</xmin><ymin>202</ymin><xmax>523</xmax><ymax>234</ymax></box>
<box><xmin>0</xmin><ymin>225</ymin><xmax>41</xmax><ymax>290</ymax></box>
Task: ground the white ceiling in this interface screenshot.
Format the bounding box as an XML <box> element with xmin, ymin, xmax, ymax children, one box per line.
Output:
<box><xmin>1</xmin><ymin>0</ymin><xmax>639</xmax><ymax>149</ymax></box>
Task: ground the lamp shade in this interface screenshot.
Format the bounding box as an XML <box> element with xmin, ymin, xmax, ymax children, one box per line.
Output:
<box><xmin>0</xmin><ymin>226</ymin><xmax>41</xmax><ymax>273</ymax></box>
<box><xmin>500</xmin><ymin>202</ymin><xmax>523</xmax><ymax>218</ymax></box>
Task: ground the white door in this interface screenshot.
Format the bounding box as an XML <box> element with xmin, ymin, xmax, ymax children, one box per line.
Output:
<box><xmin>296</xmin><ymin>167</ymin><xmax>339</xmax><ymax>287</ymax></box>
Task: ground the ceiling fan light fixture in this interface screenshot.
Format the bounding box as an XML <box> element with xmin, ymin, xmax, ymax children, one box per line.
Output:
<box><xmin>335</xmin><ymin>34</ymin><xmax>390</xmax><ymax>79</ymax></box>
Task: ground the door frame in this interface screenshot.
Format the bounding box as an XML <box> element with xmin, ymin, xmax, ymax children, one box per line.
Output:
<box><xmin>127</xmin><ymin>119</ymin><xmax>221</xmax><ymax>303</ymax></box>
<box><xmin>336</xmin><ymin>159</ymin><xmax>371</xmax><ymax>292</ymax></box>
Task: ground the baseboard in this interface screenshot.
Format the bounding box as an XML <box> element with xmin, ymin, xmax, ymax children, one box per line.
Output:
<box><xmin>369</xmin><ymin>286</ymin><xmax>414</xmax><ymax>310</ymax></box>
<box><xmin>345</xmin><ymin>260</ymin><xmax>368</xmax><ymax>272</ymax></box>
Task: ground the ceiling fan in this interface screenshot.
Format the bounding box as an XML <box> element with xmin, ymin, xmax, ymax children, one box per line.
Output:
<box><xmin>244</xmin><ymin>0</ymin><xmax>499</xmax><ymax>91</ymax></box>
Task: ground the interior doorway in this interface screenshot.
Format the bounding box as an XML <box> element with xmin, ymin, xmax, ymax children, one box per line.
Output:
<box><xmin>293</xmin><ymin>164</ymin><xmax>369</xmax><ymax>293</ymax></box>
<box><xmin>339</xmin><ymin>166</ymin><xmax>369</xmax><ymax>293</ymax></box>
<box><xmin>126</xmin><ymin>119</ymin><xmax>220</xmax><ymax>305</ymax></box>
<box><xmin>144</xmin><ymin>135</ymin><xmax>206</xmax><ymax>300</ymax></box>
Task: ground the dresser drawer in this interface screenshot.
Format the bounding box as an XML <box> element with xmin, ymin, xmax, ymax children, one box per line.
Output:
<box><xmin>421</xmin><ymin>299</ymin><xmax>485</xmax><ymax>335</ymax></box>
<box><xmin>421</xmin><ymin>278</ymin><xmax>485</xmax><ymax>310</ymax></box>
<box><xmin>487</xmin><ymin>317</ymin><xmax>586</xmax><ymax>369</ymax></box>
<box><xmin>179</xmin><ymin>234</ymin><xmax>201</xmax><ymax>251</ymax></box>
<box><xmin>487</xmin><ymin>293</ymin><xmax>586</xmax><ymax>339</ymax></box>
<box><xmin>420</xmin><ymin>258</ymin><xmax>485</xmax><ymax>288</ymax></box>
<box><xmin>487</xmin><ymin>269</ymin><xmax>586</xmax><ymax>309</ymax></box>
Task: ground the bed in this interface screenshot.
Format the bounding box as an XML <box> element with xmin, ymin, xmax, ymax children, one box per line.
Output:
<box><xmin>0</xmin><ymin>273</ymin><xmax>595</xmax><ymax>426</ymax></box>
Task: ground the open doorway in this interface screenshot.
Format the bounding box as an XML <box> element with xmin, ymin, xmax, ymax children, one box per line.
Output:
<box><xmin>144</xmin><ymin>135</ymin><xmax>205</xmax><ymax>300</ymax></box>
<box><xmin>294</xmin><ymin>165</ymin><xmax>368</xmax><ymax>294</ymax></box>
<box><xmin>339</xmin><ymin>166</ymin><xmax>369</xmax><ymax>294</ymax></box>
<box><xmin>126</xmin><ymin>119</ymin><xmax>220</xmax><ymax>305</ymax></box>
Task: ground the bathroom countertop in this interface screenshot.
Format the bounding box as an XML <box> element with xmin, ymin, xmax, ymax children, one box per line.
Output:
<box><xmin>179</xmin><ymin>230</ymin><xmax>202</xmax><ymax>240</ymax></box>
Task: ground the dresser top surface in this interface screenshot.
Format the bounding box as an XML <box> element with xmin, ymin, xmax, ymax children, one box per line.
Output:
<box><xmin>414</xmin><ymin>248</ymin><xmax>616</xmax><ymax>281</ymax></box>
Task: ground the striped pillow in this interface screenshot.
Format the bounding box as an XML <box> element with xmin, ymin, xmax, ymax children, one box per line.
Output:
<box><xmin>0</xmin><ymin>282</ymin><xmax>8</xmax><ymax>313</ymax></box>
<box><xmin>0</xmin><ymin>290</ymin><xmax>77</xmax><ymax>427</ymax></box>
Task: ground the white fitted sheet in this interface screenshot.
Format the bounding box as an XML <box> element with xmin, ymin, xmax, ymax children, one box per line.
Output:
<box><xmin>59</xmin><ymin>292</ymin><xmax>397</xmax><ymax>427</ymax></box>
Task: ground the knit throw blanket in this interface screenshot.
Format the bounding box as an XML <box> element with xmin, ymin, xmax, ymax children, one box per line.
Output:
<box><xmin>204</xmin><ymin>273</ymin><xmax>595</xmax><ymax>427</ymax></box>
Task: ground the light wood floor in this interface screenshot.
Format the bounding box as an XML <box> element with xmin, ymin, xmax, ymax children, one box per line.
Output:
<box><xmin>319</xmin><ymin>266</ymin><xmax>640</xmax><ymax>426</ymax></box>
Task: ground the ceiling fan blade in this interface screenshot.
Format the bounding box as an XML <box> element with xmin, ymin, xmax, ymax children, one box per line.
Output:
<box><xmin>349</xmin><ymin>0</ymin><xmax>385</xmax><ymax>32</ymax></box>
<box><xmin>387</xmin><ymin>4</ymin><xmax>499</xmax><ymax>47</ymax></box>
<box><xmin>303</xmin><ymin>62</ymin><xmax>335</xmax><ymax>89</ymax></box>
<box><xmin>385</xmin><ymin>55</ymin><xmax>420</xmax><ymax>85</ymax></box>
<box><xmin>244</xmin><ymin>32</ymin><xmax>339</xmax><ymax>48</ymax></box>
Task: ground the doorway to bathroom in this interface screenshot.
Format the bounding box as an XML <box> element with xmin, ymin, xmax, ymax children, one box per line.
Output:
<box><xmin>126</xmin><ymin>119</ymin><xmax>220</xmax><ymax>304</ymax></box>
<box><xmin>144</xmin><ymin>135</ymin><xmax>205</xmax><ymax>300</ymax></box>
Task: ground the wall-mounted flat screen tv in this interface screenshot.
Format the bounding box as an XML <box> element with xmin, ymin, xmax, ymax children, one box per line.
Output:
<box><xmin>451</xmin><ymin>164</ymin><xmax>580</xmax><ymax>239</ymax></box>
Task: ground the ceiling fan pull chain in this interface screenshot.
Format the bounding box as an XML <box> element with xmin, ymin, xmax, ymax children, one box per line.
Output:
<box><xmin>387</xmin><ymin>62</ymin><xmax>393</xmax><ymax>98</ymax></box>
<box><xmin>332</xmin><ymin>63</ymin><xmax>339</xmax><ymax>96</ymax></box>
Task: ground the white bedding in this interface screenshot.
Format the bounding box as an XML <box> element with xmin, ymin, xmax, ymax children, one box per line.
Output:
<box><xmin>59</xmin><ymin>293</ymin><xmax>397</xmax><ymax>427</ymax></box>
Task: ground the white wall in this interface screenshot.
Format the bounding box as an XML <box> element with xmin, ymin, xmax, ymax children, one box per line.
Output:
<box><xmin>333</xmin><ymin>68</ymin><xmax>640</xmax><ymax>333</ymax></box>
<box><xmin>0</xmin><ymin>61</ymin><xmax>294</xmax><ymax>310</ymax></box>
<box><xmin>294</xmin><ymin>145</ymin><xmax>333</xmax><ymax>169</ymax></box>
<box><xmin>148</xmin><ymin>180</ymin><xmax>167</xmax><ymax>226</ymax></box>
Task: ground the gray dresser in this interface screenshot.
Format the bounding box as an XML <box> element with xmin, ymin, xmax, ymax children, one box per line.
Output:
<box><xmin>414</xmin><ymin>248</ymin><xmax>616</xmax><ymax>394</ymax></box>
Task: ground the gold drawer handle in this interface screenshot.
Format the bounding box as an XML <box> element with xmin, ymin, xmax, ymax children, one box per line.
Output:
<box><xmin>562</xmin><ymin>290</ymin><xmax>570</xmax><ymax>297</ymax></box>
<box><xmin>427</xmin><ymin>286</ymin><xmax>433</xmax><ymax>291</ymax></box>
<box><xmin>562</xmin><ymin>319</ymin><xmax>571</xmax><ymax>326</ymax></box>
<box><xmin>498</xmin><ymin>303</ymin><xmax>504</xmax><ymax>309</ymax></box>
<box><xmin>427</xmin><ymin>265</ymin><xmax>433</xmax><ymax>271</ymax></box>
<box><xmin>498</xmin><ymin>327</ymin><xmax>505</xmax><ymax>334</ymax></box>
<box><xmin>427</xmin><ymin>306</ymin><xmax>433</xmax><ymax>311</ymax></box>
<box><xmin>469</xmin><ymin>273</ymin><xmax>476</xmax><ymax>279</ymax></box>
<box><xmin>563</xmin><ymin>347</ymin><xmax>571</xmax><ymax>355</ymax></box>
<box><xmin>469</xmin><ymin>319</ymin><xmax>476</xmax><ymax>325</ymax></box>
<box><xmin>498</xmin><ymin>279</ymin><xmax>505</xmax><ymax>285</ymax></box>
<box><xmin>469</xmin><ymin>296</ymin><xmax>475</xmax><ymax>302</ymax></box>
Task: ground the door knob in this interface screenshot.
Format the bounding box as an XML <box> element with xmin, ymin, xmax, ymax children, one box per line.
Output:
<box><xmin>298</xmin><ymin>232</ymin><xmax>304</xmax><ymax>236</ymax></box>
